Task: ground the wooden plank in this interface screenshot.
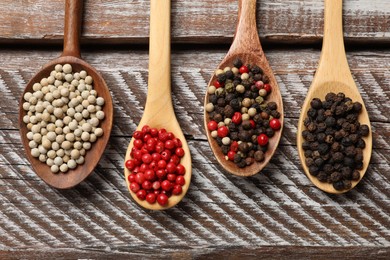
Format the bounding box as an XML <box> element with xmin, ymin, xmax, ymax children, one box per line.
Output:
<box><xmin>1</xmin><ymin>246</ymin><xmax>389</xmax><ymax>259</ymax></box>
<box><xmin>0</xmin><ymin>47</ymin><xmax>389</xmax><ymax>256</ymax></box>
<box><xmin>0</xmin><ymin>0</ymin><xmax>389</xmax><ymax>44</ymax></box>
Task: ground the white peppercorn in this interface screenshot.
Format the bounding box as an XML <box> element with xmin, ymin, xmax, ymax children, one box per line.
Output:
<box><xmin>96</xmin><ymin>111</ymin><xmax>104</xmax><ymax>120</ymax></box>
<box><xmin>76</xmin><ymin>156</ymin><xmax>85</xmax><ymax>165</ymax></box>
<box><xmin>60</xmin><ymin>163</ymin><xmax>68</xmax><ymax>173</ymax></box>
<box><xmin>94</xmin><ymin>128</ymin><xmax>103</xmax><ymax>137</ymax></box>
<box><xmin>51</xmin><ymin>165</ymin><xmax>59</xmax><ymax>173</ymax></box>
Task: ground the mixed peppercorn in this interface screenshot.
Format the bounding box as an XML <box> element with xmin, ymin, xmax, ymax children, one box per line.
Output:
<box><xmin>205</xmin><ymin>58</ymin><xmax>281</xmax><ymax>168</ymax></box>
<box><xmin>302</xmin><ymin>92</ymin><xmax>370</xmax><ymax>191</ymax></box>
<box><xmin>125</xmin><ymin>125</ymin><xmax>186</xmax><ymax>206</ymax></box>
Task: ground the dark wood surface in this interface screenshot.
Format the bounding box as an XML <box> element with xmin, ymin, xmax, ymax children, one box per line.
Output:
<box><xmin>0</xmin><ymin>0</ymin><xmax>389</xmax><ymax>259</ymax></box>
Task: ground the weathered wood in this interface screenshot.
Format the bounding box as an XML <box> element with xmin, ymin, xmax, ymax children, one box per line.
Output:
<box><xmin>0</xmin><ymin>47</ymin><xmax>389</xmax><ymax>257</ymax></box>
<box><xmin>0</xmin><ymin>0</ymin><xmax>389</xmax><ymax>44</ymax></box>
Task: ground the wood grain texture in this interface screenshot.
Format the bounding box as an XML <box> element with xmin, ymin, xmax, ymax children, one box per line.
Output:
<box><xmin>0</xmin><ymin>0</ymin><xmax>389</xmax><ymax>44</ymax></box>
<box><xmin>0</xmin><ymin>48</ymin><xmax>389</xmax><ymax>257</ymax></box>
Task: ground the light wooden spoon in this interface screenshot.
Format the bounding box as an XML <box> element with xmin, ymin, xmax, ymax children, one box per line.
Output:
<box><xmin>19</xmin><ymin>0</ymin><xmax>113</xmax><ymax>189</ymax></box>
<box><xmin>297</xmin><ymin>0</ymin><xmax>372</xmax><ymax>194</ymax></box>
<box><xmin>124</xmin><ymin>0</ymin><xmax>191</xmax><ymax>210</ymax></box>
<box><xmin>204</xmin><ymin>0</ymin><xmax>284</xmax><ymax>177</ymax></box>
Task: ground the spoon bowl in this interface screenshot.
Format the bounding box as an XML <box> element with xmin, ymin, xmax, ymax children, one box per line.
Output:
<box><xmin>297</xmin><ymin>0</ymin><xmax>372</xmax><ymax>193</ymax></box>
<box><xmin>204</xmin><ymin>0</ymin><xmax>284</xmax><ymax>177</ymax></box>
<box><xmin>19</xmin><ymin>0</ymin><xmax>113</xmax><ymax>189</ymax></box>
<box><xmin>124</xmin><ymin>0</ymin><xmax>191</xmax><ymax>210</ymax></box>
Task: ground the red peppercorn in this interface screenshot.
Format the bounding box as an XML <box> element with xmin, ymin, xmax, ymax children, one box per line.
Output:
<box><xmin>155</xmin><ymin>144</ymin><xmax>164</xmax><ymax>153</ymax></box>
<box><xmin>230</xmin><ymin>141</ymin><xmax>239</xmax><ymax>152</ymax></box>
<box><xmin>173</xmin><ymin>138</ymin><xmax>182</xmax><ymax>148</ymax></box>
<box><xmin>164</xmin><ymin>140</ymin><xmax>175</xmax><ymax>150</ymax></box>
<box><xmin>135</xmin><ymin>173</ymin><xmax>146</xmax><ymax>184</ymax></box>
<box><xmin>141</xmin><ymin>153</ymin><xmax>153</xmax><ymax>164</ymax></box>
<box><xmin>134</xmin><ymin>139</ymin><xmax>143</xmax><ymax>149</ymax></box>
<box><xmin>176</xmin><ymin>164</ymin><xmax>186</xmax><ymax>175</ymax></box>
<box><xmin>133</xmin><ymin>150</ymin><xmax>142</xmax><ymax>160</ymax></box>
<box><xmin>149</xmin><ymin>128</ymin><xmax>158</xmax><ymax>136</ymax></box>
<box><xmin>161</xmin><ymin>150</ymin><xmax>171</xmax><ymax>161</ymax></box>
<box><xmin>257</xmin><ymin>134</ymin><xmax>269</xmax><ymax>146</ymax></box>
<box><xmin>169</xmin><ymin>155</ymin><xmax>180</xmax><ymax>165</ymax></box>
<box><xmin>152</xmin><ymin>153</ymin><xmax>161</xmax><ymax>162</ymax></box>
<box><xmin>176</xmin><ymin>175</ymin><xmax>185</xmax><ymax>186</ymax></box>
<box><xmin>217</xmin><ymin>126</ymin><xmax>229</xmax><ymax>138</ymax></box>
<box><xmin>158</xmin><ymin>132</ymin><xmax>169</xmax><ymax>142</ymax></box>
<box><xmin>128</xmin><ymin>174</ymin><xmax>135</xmax><ymax>183</ymax></box>
<box><xmin>139</xmin><ymin>163</ymin><xmax>149</xmax><ymax>173</ymax></box>
<box><xmin>161</xmin><ymin>180</ymin><xmax>173</xmax><ymax>191</ymax></box>
<box><xmin>214</xmin><ymin>80</ymin><xmax>224</xmax><ymax>89</ymax></box>
<box><xmin>157</xmin><ymin>193</ymin><xmax>168</xmax><ymax>206</ymax></box>
<box><xmin>175</xmin><ymin>147</ymin><xmax>185</xmax><ymax>158</ymax></box>
<box><xmin>232</xmin><ymin>112</ymin><xmax>242</xmax><ymax>125</ymax></box>
<box><xmin>227</xmin><ymin>151</ymin><xmax>236</xmax><ymax>161</ymax></box>
<box><xmin>133</xmin><ymin>131</ymin><xmax>144</xmax><ymax>140</ymax></box>
<box><xmin>125</xmin><ymin>159</ymin><xmax>136</xmax><ymax>170</ymax></box>
<box><xmin>152</xmin><ymin>181</ymin><xmax>161</xmax><ymax>190</ymax></box>
<box><xmin>167</xmin><ymin>173</ymin><xmax>176</xmax><ymax>182</ymax></box>
<box><xmin>143</xmin><ymin>134</ymin><xmax>152</xmax><ymax>142</ymax></box>
<box><xmin>207</xmin><ymin>120</ymin><xmax>218</xmax><ymax>131</ymax></box>
<box><xmin>239</xmin><ymin>65</ymin><xmax>249</xmax><ymax>74</ymax></box>
<box><xmin>167</xmin><ymin>132</ymin><xmax>174</xmax><ymax>140</ymax></box>
<box><xmin>249</xmin><ymin>119</ymin><xmax>256</xmax><ymax>129</ymax></box>
<box><xmin>157</xmin><ymin>160</ymin><xmax>167</xmax><ymax>169</ymax></box>
<box><xmin>172</xmin><ymin>185</ymin><xmax>182</xmax><ymax>195</ymax></box>
<box><xmin>156</xmin><ymin>169</ymin><xmax>166</xmax><ymax>179</ymax></box>
<box><xmin>136</xmin><ymin>189</ymin><xmax>147</xmax><ymax>200</ymax></box>
<box><xmin>142</xmin><ymin>125</ymin><xmax>151</xmax><ymax>133</ymax></box>
<box><xmin>144</xmin><ymin>169</ymin><xmax>156</xmax><ymax>181</ymax></box>
<box><xmin>142</xmin><ymin>180</ymin><xmax>152</xmax><ymax>190</ymax></box>
<box><xmin>269</xmin><ymin>118</ymin><xmax>281</xmax><ymax>130</ymax></box>
<box><xmin>154</xmin><ymin>190</ymin><xmax>160</xmax><ymax>196</ymax></box>
<box><xmin>130</xmin><ymin>182</ymin><xmax>140</xmax><ymax>193</ymax></box>
<box><xmin>166</xmin><ymin>162</ymin><xmax>177</xmax><ymax>174</ymax></box>
<box><xmin>146</xmin><ymin>193</ymin><xmax>156</xmax><ymax>204</ymax></box>
<box><xmin>264</xmin><ymin>84</ymin><xmax>271</xmax><ymax>93</ymax></box>
<box><xmin>255</xmin><ymin>81</ymin><xmax>264</xmax><ymax>89</ymax></box>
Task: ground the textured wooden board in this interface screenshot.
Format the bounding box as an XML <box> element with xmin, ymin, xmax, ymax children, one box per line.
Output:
<box><xmin>0</xmin><ymin>0</ymin><xmax>389</xmax><ymax>44</ymax></box>
<box><xmin>0</xmin><ymin>48</ymin><xmax>389</xmax><ymax>258</ymax></box>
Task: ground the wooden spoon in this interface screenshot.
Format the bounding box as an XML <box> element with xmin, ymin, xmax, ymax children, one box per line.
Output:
<box><xmin>124</xmin><ymin>0</ymin><xmax>191</xmax><ymax>210</ymax></box>
<box><xmin>297</xmin><ymin>0</ymin><xmax>372</xmax><ymax>194</ymax></box>
<box><xmin>19</xmin><ymin>0</ymin><xmax>113</xmax><ymax>189</ymax></box>
<box><xmin>203</xmin><ymin>0</ymin><xmax>284</xmax><ymax>177</ymax></box>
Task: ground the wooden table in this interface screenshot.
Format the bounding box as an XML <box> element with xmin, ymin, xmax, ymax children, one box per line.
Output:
<box><xmin>0</xmin><ymin>0</ymin><xmax>389</xmax><ymax>258</ymax></box>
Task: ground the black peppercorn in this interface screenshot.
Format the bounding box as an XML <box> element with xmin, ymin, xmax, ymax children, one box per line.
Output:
<box><xmin>343</xmin><ymin>157</ymin><xmax>355</xmax><ymax>167</ymax></box>
<box><xmin>305</xmin><ymin>157</ymin><xmax>315</xmax><ymax>167</ymax></box>
<box><xmin>310</xmin><ymin>98</ymin><xmax>322</xmax><ymax>109</ymax></box>
<box><xmin>230</xmin><ymin>99</ymin><xmax>241</xmax><ymax>111</ymax></box>
<box><xmin>217</xmin><ymin>98</ymin><xmax>226</xmax><ymax>107</ymax></box>
<box><xmin>356</xmin><ymin>139</ymin><xmax>366</xmax><ymax>149</ymax></box>
<box><xmin>225</xmin><ymin>70</ymin><xmax>234</xmax><ymax>79</ymax></box>
<box><xmin>351</xmin><ymin>170</ymin><xmax>360</xmax><ymax>181</ymax></box>
<box><xmin>309</xmin><ymin>165</ymin><xmax>319</xmax><ymax>176</ymax></box>
<box><xmin>214</xmin><ymin>113</ymin><xmax>223</xmax><ymax>123</ymax></box>
<box><xmin>262</xmin><ymin>75</ymin><xmax>270</xmax><ymax>83</ymax></box>
<box><xmin>353</xmin><ymin>102</ymin><xmax>362</xmax><ymax>112</ymax></box>
<box><xmin>209</xmin><ymin>94</ymin><xmax>218</xmax><ymax>104</ymax></box>
<box><xmin>314</xmin><ymin>158</ymin><xmax>324</xmax><ymax>167</ymax></box>
<box><xmin>358</xmin><ymin>125</ymin><xmax>369</xmax><ymax>137</ymax></box>
<box><xmin>325</xmin><ymin>117</ymin><xmax>336</xmax><ymax>127</ymax></box>
<box><xmin>333</xmin><ymin>181</ymin><xmax>345</xmax><ymax>191</ymax></box>
<box><xmin>217</xmin><ymin>73</ymin><xmax>227</xmax><ymax>82</ymax></box>
<box><xmin>332</xmin><ymin>152</ymin><xmax>344</xmax><ymax>162</ymax></box>
<box><xmin>233</xmin><ymin>58</ymin><xmax>243</xmax><ymax>68</ymax></box>
<box><xmin>238</xmin><ymin>160</ymin><xmax>247</xmax><ymax>168</ymax></box>
<box><xmin>245</xmin><ymin>157</ymin><xmax>254</xmax><ymax>166</ymax></box>
<box><xmin>317</xmin><ymin>133</ymin><xmax>326</xmax><ymax>143</ymax></box>
<box><xmin>318</xmin><ymin>143</ymin><xmax>329</xmax><ymax>155</ymax></box>
<box><xmin>221</xmin><ymin>145</ymin><xmax>230</xmax><ymax>155</ymax></box>
<box><xmin>224</xmin><ymin>105</ymin><xmax>235</xmax><ymax>118</ymax></box>
<box><xmin>233</xmin><ymin>154</ymin><xmax>242</xmax><ymax>163</ymax></box>
<box><xmin>325</xmin><ymin>92</ymin><xmax>337</xmax><ymax>102</ymax></box>
<box><xmin>265</xmin><ymin>128</ymin><xmax>275</xmax><ymax>137</ymax></box>
<box><xmin>307</xmin><ymin>108</ymin><xmax>317</xmax><ymax>119</ymax></box>
<box><xmin>330</xmin><ymin>171</ymin><xmax>342</xmax><ymax>182</ymax></box>
<box><xmin>304</xmin><ymin>150</ymin><xmax>313</xmax><ymax>158</ymax></box>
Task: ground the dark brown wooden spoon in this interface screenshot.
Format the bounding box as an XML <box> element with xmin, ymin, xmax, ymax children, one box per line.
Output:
<box><xmin>19</xmin><ymin>0</ymin><xmax>113</xmax><ymax>189</ymax></box>
<box><xmin>204</xmin><ymin>0</ymin><xmax>284</xmax><ymax>177</ymax></box>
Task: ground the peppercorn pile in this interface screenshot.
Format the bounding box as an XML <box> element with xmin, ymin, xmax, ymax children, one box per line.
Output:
<box><xmin>205</xmin><ymin>58</ymin><xmax>281</xmax><ymax>168</ymax></box>
<box><xmin>22</xmin><ymin>64</ymin><xmax>105</xmax><ymax>173</ymax></box>
<box><xmin>125</xmin><ymin>126</ymin><xmax>186</xmax><ymax>206</ymax></box>
<box><xmin>302</xmin><ymin>92</ymin><xmax>370</xmax><ymax>191</ymax></box>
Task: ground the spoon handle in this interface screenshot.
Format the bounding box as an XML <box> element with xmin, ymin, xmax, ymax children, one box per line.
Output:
<box><xmin>229</xmin><ymin>0</ymin><xmax>262</xmax><ymax>56</ymax></box>
<box><xmin>316</xmin><ymin>0</ymin><xmax>353</xmax><ymax>84</ymax></box>
<box><xmin>62</xmin><ymin>0</ymin><xmax>83</xmax><ymax>58</ymax></box>
<box><xmin>144</xmin><ymin>0</ymin><xmax>173</xmax><ymax>119</ymax></box>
